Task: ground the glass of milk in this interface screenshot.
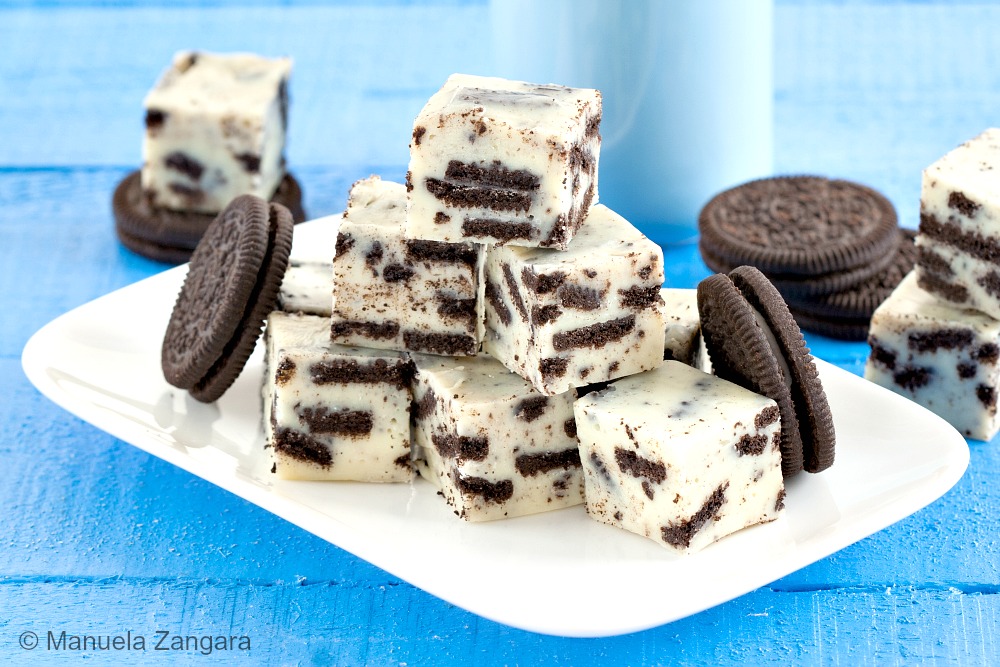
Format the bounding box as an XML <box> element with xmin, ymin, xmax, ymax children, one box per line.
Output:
<box><xmin>490</xmin><ymin>0</ymin><xmax>773</xmax><ymax>244</ymax></box>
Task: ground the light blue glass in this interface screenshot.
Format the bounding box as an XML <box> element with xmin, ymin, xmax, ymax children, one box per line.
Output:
<box><xmin>491</xmin><ymin>0</ymin><xmax>773</xmax><ymax>245</ymax></box>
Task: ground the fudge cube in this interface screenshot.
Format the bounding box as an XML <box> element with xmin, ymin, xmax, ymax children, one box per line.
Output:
<box><xmin>915</xmin><ymin>128</ymin><xmax>1000</xmax><ymax>319</ymax></box>
<box><xmin>141</xmin><ymin>51</ymin><xmax>291</xmax><ymax>214</ymax></box>
<box><xmin>411</xmin><ymin>352</ymin><xmax>584</xmax><ymax>521</ymax></box>
<box><xmin>661</xmin><ymin>288</ymin><xmax>702</xmax><ymax>367</ymax></box>
<box><xmin>482</xmin><ymin>203</ymin><xmax>665</xmax><ymax>395</ymax></box>
<box><xmin>574</xmin><ymin>361</ymin><xmax>785</xmax><ymax>553</ymax></box>
<box><xmin>866</xmin><ymin>271</ymin><xmax>1000</xmax><ymax>440</ymax></box>
<box><xmin>406</xmin><ymin>73</ymin><xmax>601</xmax><ymax>250</ymax></box>
<box><xmin>263</xmin><ymin>311</ymin><xmax>414</xmax><ymax>482</ymax></box>
<box><xmin>332</xmin><ymin>176</ymin><xmax>486</xmax><ymax>356</ymax></box>
<box><xmin>277</xmin><ymin>259</ymin><xmax>333</xmax><ymax>316</ymax></box>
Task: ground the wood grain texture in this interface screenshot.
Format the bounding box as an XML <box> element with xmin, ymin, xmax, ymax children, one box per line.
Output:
<box><xmin>1</xmin><ymin>578</ymin><xmax>997</xmax><ymax>665</ymax></box>
<box><xmin>1</xmin><ymin>1</ymin><xmax>999</xmax><ymax>665</ymax></box>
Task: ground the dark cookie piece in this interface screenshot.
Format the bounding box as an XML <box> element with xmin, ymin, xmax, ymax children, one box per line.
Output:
<box><xmin>115</xmin><ymin>217</ymin><xmax>197</xmax><ymax>264</ymax></box>
<box><xmin>784</xmin><ymin>229</ymin><xmax>917</xmax><ymax>341</ymax></box>
<box><xmin>699</xmin><ymin>267</ymin><xmax>837</xmax><ymax>476</ymax></box>
<box><xmin>190</xmin><ymin>203</ymin><xmax>294</xmax><ymax>402</ymax></box>
<box><xmin>701</xmin><ymin>242</ymin><xmax>894</xmax><ymax>298</ymax></box>
<box><xmin>728</xmin><ymin>266</ymin><xmax>836</xmax><ymax>474</ymax></box>
<box><xmin>786</xmin><ymin>307</ymin><xmax>871</xmax><ymax>342</ymax></box>
<box><xmin>113</xmin><ymin>169</ymin><xmax>305</xmax><ymax>263</ymax></box>
<box><xmin>698</xmin><ymin>272</ymin><xmax>805</xmax><ymax>477</ymax></box>
<box><xmin>162</xmin><ymin>197</ymin><xmax>294</xmax><ymax>402</ymax></box>
<box><xmin>699</xmin><ymin>175</ymin><xmax>900</xmax><ymax>277</ymax></box>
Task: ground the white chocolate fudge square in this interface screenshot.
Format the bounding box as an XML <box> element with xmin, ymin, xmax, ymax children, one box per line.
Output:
<box><xmin>482</xmin><ymin>203</ymin><xmax>665</xmax><ymax>395</ymax></box>
<box><xmin>263</xmin><ymin>311</ymin><xmax>414</xmax><ymax>482</ymax></box>
<box><xmin>407</xmin><ymin>73</ymin><xmax>601</xmax><ymax>250</ymax></box>
<box><xmin>661</xmin><ymin>288</ymin><xmax>702</xmax><ymax>367</ymax></box>
<box><xmin>915</xmin><ymin>128</ymin><xmax>1000</xmax><ymax>318</ymax></box>
<box><xmin>141</xmin><ymin>51</ymin><xmax>291</xmax><ymax>214</ymax></box>
<box><xmin>277</xmin><ymin>259</ymin><xmax>332</xmax><ymax>316</ymax></box>
<box><xmin>411</xmin><ymin>352</ymin><xmax>584</xmax><ymax>521</ymax></box>
<box><xmin>575</xmin><ymin>361</ymin><xmax>785</xmax><ymax>553</ymax></box>
<box><xmin>865</xmin><ymin>271</ymin><xmax>1000</xmax><ymax>440</ymax></box>
<box><xmin>332</xmin><ymin>176</ymin><xmax>486</xmax><ymax>356</ymax></box>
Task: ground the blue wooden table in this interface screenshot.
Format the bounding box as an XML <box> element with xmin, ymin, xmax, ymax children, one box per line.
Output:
<box><xmin>2</xmin><ymin>1</ymin><xmax>999</xmax><ymax>664</ymax></box>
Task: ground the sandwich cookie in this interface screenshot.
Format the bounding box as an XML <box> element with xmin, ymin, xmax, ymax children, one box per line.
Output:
<box><xmin>783</xmin><ymin>229</ymin><xmax>918</xmax><ymax>341</ymax></box>
<box><xmin>698</xmin><ymin>175</ymin><xmax>900</xmax><ymax>296</ymax></box>
<box><xmin>697</xmin><ymin>266</ymin><xmax>836</xmax><ymax>476</ymax></box>
<box><xmin>161</xmin><ymin>194</ymin><xmax>294</xmax><ymax>402</ymax></box>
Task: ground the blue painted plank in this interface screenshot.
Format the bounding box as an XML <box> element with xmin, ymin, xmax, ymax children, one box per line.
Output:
<box><xmin>0</xmin><ymin>4</ymin><xmax>494</xmax><ymax>168</ymax></box>
<box><xmin>0</xmin><ymin>580</ymin><xmax>997</xmax><ymax>665</ymax></box>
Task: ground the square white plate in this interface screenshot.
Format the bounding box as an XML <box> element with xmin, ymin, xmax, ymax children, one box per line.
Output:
<box><xmin>22</xmin><ymin>219</ymin><xmax>969</xmax><ymax>638</ymax></box>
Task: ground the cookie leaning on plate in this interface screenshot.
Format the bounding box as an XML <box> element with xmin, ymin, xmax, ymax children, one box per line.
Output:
<box><xmin>698</xmin><ymin>266</ymin><xmax>836</xmax><ymax>476</ymax></box>
<box><xmin>161</xmin><ymin>194</ymin><xmax>294</xmax><ymax>402</ymax></box>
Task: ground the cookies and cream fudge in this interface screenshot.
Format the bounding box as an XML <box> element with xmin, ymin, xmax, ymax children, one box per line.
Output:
<box><xmin>482</xmin><ymin>203</ymin><xmax>665</xmax><ymax>395</ymax></box>
<box><xmin>277</xmin><ymin>260</ymin><xmax>333</xmax><ymax>316</ymax></box>
<box><xmin>332</xmin><ymin>176</ymin><xmax>486</xmax><ymax>356</ymax></box>
<box><xmin>406</xmin><ymin>73</ymin><xmax>601</xmax><ymax>250</ymax></box>
<box><xmin>574</xmin><ymin>361</ymin><xmax>785</xmax><ymax>553</ymax></box>
<box><xmin>866</xmin><ymin>271</ymin><xmax>1000</xmax><ymax>440</ymax></box>
<box><xmin>263</xmin><ymin>311</ymin><xmax>414</xmax><ymax>482</ymax></box>
<box><xmin>661</xmin><ymin>288</ymin><xmax>702</xmax><ymax>367</ymax></box>
<box><xmin>411</xmin><ymin>352</ymin><xmax>584</xmax><ymax>521</ymax></box>
<box><xmin>915</xmin><ymin>129</ymin><xmax>1000</xmax><ymax>319</ymax></box>
<box><xmin>142</xmin><ymin>51</ymin><xmax>291</xmax><ymax>214</ymax></box>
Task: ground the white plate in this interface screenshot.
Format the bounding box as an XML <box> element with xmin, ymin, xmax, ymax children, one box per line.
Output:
<box><xmin>22</xmin><ymin>219</ymin><xmax>969</xmax><ymax>638</ymax></box>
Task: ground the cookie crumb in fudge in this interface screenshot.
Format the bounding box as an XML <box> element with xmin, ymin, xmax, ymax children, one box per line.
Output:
<box><xmin>915</xmin><ymin>129</ymin><xmax>1000</xmax><ymax>319</ymax></box>
<box><xmin>575</xmin><ymin>361</ymin><xmax>784</xmax><ymax>554</ymax></box>
<box><xmin>331</xmin><ymin>175</ymin><xmax>486</xmax><ymax>356</ymax></box>
<box><xmin>865</xmin><ymin>271</ymin><xmax>1000</xmax><ymax>440</ymax></box>
<box><xmin>484</xmin><ymin>204</ymin><xmax>665</xmax><ymax>395</ymax></box>
<box><xmin>264</xmin><ymin>311</ymin><xmax>415</xmax><ymax>482</ymax></box>
<box><xmin>411</xmin><ymin>352</ymin><xmax>583</xmax><ymax>521</ymax></box>
<box><xmin>407</xmin><ymin>74</ymin><xmax>601</xmax><ymax>250</ymax></box>
<box><xmin>141</xmin><ymin>51</ymin><xmax>292</xmax><ymax>215</ymax></box>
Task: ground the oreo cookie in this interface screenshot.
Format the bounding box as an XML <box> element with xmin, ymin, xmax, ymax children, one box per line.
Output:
<box><xmin>702</xmin><ymin>242</ymin><xmax>893</xmax><ymax>299</ymax></box>
<box><xmin>698</xmin><ymin>175</ymin><xmax>899</xmax><ymax>288</ymax></box>
<box><xmin>113</xmin><ymin>169</ymin><xmax>305</xmax><ymax>263</ymax></box>
<box><xmin>161</xmin><ymin>195</ymin><xmax>294</xmax><ymax>402</ymax></box>
<box><xmin>785</xmin><ymin>308</ymin><xmax>870</xmax><ymax>343</ymax></box>
<box><xmin>784</xmin><ymin>229</ymin><xmax>917</xmax><ymax>341</ymax></box>
<box><xmin>698</xmin><ymin>266</ymin><xmax>836</xmax><ymax>476</ymax></box>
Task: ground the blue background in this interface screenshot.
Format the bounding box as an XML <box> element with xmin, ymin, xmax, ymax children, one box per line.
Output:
<box><xmin>2</xmin><ymin>0</ymin><xmax>999</xmax><ymax>664</ymax></box>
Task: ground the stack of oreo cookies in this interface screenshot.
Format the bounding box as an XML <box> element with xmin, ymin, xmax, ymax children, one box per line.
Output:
<box><xmin>698</xmin><ymin>175</ymin><xmax>916</xmax><ymax>340</ymax></box>
<box><xmin>113</xmin><ymin>171</ymin><xmax>305</xmax><ymax>264</ymax></box>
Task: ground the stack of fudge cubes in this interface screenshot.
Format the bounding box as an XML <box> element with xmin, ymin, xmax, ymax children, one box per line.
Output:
<box><xmin>264</xmin><ymin>74</ymin><xmax>785</xmax><ymax>552</ymax></box>
<box><xmin>866</xmin><ymin>129</ymin><xmax>1000</xmax><ymax>440</ymax></box>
